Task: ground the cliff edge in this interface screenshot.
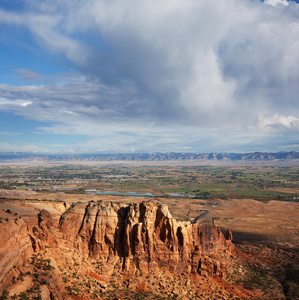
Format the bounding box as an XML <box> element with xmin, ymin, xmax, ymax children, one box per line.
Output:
<box><xmin>0</xmin><ymin>201</ymin><xmax>234</xmax><ymax>299</ymax></box>
<box><xmin>56</xmin><ymin>201</ymin><xmax>233</xmax><ymax>277</ymax></box>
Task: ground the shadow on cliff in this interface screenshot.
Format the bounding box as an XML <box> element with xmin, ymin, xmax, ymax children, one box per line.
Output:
<box><xmin>224</xmin><ymin>229</ymin><xmax>299</xmax><ymax>253</ymax></box>
<box><xmin>221</xmin><ymin>229</ymin><xmax>273</xmax><ymax>245</ymax></box>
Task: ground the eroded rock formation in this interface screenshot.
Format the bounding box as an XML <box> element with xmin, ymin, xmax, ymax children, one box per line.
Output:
<box><xmin>0</xmin><ymin>200</ymin><xmax>234</xmax><ymax>299</ymax></box>
<box><xmin>55</xmin><ymin>201</ymin><xmax>233</xmax><ymax>277</ymax></box>
<box><xmin>0</xmin><ymin>215</ymin><xmax>32</xmax><ymax>294</ymax></box>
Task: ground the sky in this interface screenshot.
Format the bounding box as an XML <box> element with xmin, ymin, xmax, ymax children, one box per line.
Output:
<box><xmin>0</xmin><ymin>0</ymin><xmax>299</xmax><ymax>154</ymax></box>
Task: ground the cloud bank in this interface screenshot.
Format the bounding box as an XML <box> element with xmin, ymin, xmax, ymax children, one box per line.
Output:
<box><xmin>0</xmin><ymin>0</ymin><xmax>298</xmax><ymax>152</ymax></box>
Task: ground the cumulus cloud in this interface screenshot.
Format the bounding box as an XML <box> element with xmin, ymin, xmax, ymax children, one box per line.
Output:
<box><xmin>0</xmin><ymin>0</ymin><xmax>298</xmax><ymax>152</ymax></box>
<box><xmin>258</xmin><ymin>113</ymin><xmax>299</xmax><ymax>132</ymax></box>
<box><xmin>264</xmin><ymin>0</ymin><xmax>289</xmax><ymax>7</ymax></box>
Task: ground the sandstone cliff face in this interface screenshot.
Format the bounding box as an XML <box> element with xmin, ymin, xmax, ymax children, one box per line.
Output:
<box><xmin>0</xmin><ymin>214</ymin><xmax>32</xmax><ymax>294</ymax></box>
<box><xmin>57</xmin><ymin>201</ymin><xmax>232</xmax><ymax>277</ymax></box>
<box><xmin>0</xmin><ymin>200</ymin><xmax>234</xmax><ymax>299</ymax></box>
<box><xmin>0</xmin><ymin>202</ymin><xmax>67</xmax><ymax>299</ymax></box>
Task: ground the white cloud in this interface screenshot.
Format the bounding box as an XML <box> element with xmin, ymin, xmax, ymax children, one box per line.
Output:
<box><xmin>264</xmin><ymin>0</ymin><xmax>289</xmax><ymax>7</ymax></box>
<box><xmin>0</xmin><ymin>75</ymin><xmax>143</xmax><ymax>124</ymax></box>
<box><xmin>0</xmin><ymin>97</ymin><xmax>32</xmax><ymax>107</ymax></box>
<box><xmin>0</xmin><ymin>142</ymin><xmax>45</xmax><ymax>152</ymax></box>
<box><xmin>258</xmin><ymin>113</ymin><xmax>299</xmax><ymax>132</ymax></box>
<box><xmin>0</xmin><ymin>0</ymin><xmax>299</xmax><ymax>152</ymax></box>
<box><xmin>0</xmin><ymin>132</ymin><xmax>20</xmax><ymax>136</ymax></box>
<box><xmin>21</xmin><ymin>101</ymin><xmax>32</xmax><ymax>107</ymax></box>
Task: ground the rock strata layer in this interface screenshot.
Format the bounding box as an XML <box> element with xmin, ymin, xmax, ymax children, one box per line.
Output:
<box><xmin>55</xmin><ymin>201</ymin><xmax>233</xmax><ymax>276</ymax></box>
<box><xmin>0</xmin><ymin>200</ymin><xmax>234</xmax><ymax>299</ymax></box>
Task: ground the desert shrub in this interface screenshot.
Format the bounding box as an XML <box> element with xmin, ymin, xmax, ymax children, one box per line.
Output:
<box><xmin>19</xmin><ymin>293</ymin><xmax>29</xmax><ymax>300</ymax></box>
<box><xmin>27</xmin><ymin>287</ymin><xmax>34</xmax><ymax>293</ymax></box>
<box><xmin>66</xmin><ymin>286</ymin><xmax>74</xmax><ymax>295</ymax></box>
<box><xmin>282</xmin><ymin>264</ymin><xmax>299</xmax><ymax>300</ymax></box>
<box><xmin>39</xmin><ymin>278</ymin><xmax>47</xmax><ymax>285</ymax></box>
<box><xmin>0</xmin><ymin>290</ymin><xmax>9</xmax><ymax>300</ymax></box>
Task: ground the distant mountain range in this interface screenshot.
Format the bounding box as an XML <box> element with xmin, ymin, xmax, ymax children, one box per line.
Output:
<box><xmin>0</xmin><ymin>151</ymin><xmax>299</xmax><ymax>162</ymax></box>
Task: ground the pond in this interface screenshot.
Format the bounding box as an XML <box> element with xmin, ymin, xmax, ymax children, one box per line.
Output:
<box><xmin>86</xmin><ymin>189</ymin><xmax>154</xmax><ymax>197</ymax></box>
<box><xmin>85</xmin><ymin>189</ymin><xmax>195</xmax><ymax>198</ymax></box>
<box><xmin>168</xmin><ymin>193</ymin><xmax>195</xmax><ymax>198</ymax></box>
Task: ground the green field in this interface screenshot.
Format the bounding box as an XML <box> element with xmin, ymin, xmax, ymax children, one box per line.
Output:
<box><xmin>0</xmin><ymin>164</ymin><xmax>298</xmax><ymax>202</ymax></box>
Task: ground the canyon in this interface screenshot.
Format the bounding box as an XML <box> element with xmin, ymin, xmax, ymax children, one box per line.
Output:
<box><xmin>0</xmin><ymin>190</ymin><xmax>298</xmax><ymax>299</ymax></box>
<box><xmin>1</xmin><ymin>199</ymin><xmax>236</xmax><ymax>299</ymax></box>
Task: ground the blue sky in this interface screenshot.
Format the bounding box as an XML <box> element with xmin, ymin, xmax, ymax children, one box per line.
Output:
<box><xmin>0</xmin><ymin>0</ymin><xmax>299</xmax><ymax>153</ymax></box>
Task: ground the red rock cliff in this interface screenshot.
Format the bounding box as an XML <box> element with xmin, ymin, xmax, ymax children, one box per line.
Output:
<box><xmin>57</xmin><ymin>201</ymin><xmax>233</xmax><ymax>277</ymax></box>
